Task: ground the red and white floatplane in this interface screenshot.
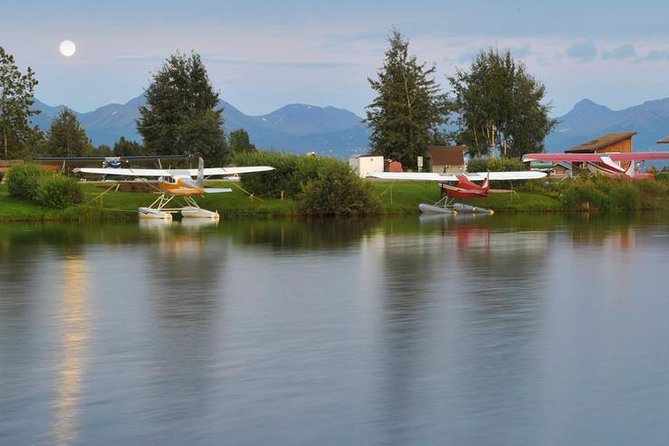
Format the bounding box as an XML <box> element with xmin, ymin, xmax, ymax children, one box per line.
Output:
<box><xmin>368</xmin><ymin>170</ymin><xmax>547</xmax><ymax>214</ymax></box>
<box><xmin>522</xmin><ymin>151</ymin><xmax>669</xmax><ymax>179</ymax></box>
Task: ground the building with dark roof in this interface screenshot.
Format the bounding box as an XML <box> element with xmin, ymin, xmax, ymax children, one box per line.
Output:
<box><xmin>426</xmin><ymin>145</ymin><xmax>467</xmax><ymax>173</ymax></box>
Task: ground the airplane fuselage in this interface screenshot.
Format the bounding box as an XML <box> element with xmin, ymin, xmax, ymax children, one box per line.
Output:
<box><xmin>157</xmin><ymin>177</ymin><xmax>205</xmax><ymax>196</ymax></box>
<box><xmin>440</xmin><ymin>175</ymin><xmax>490</xmax><ymax>198</ymax></box>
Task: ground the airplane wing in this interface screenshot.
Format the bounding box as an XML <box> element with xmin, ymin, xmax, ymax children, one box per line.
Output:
<box><xmin>368</xmin><ymin>172</ymin><xmax>460</xmax><ymax>181</ymax></box>
<box><xmin>74</xmin><ymin>165</ymin><xmax>275</xmax><ymax>177</ymax></box>
<box><xmin>468</xmin><ymin>171</ymin><xmax>547</xmax><ymax>181</ymax></box>
<box><xmin>368</xmin><ymin>171</ymin><xmax>545</xmax><ymax>182</ymax></box>
<box><xmin>73</xmin><ymin>167</ymin><xmax>174</xmax><ymax>177</ymax></box>
<box><xmin>523</xmin><ymin>152</ymin><xmax>669</xmax><ymax>162</ymax></box>
<box><xmin>198</xmin><ymin>166</ymin><xmax>275</xmax><ymax>176</ymax></box>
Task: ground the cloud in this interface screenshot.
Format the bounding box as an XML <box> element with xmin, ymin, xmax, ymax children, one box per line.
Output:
<box><xmin>205</xmin><ymin>56</ymin><xmax>358</xmax><ymax>69</ymax></box>
<box><xmin>566</xmin><ymin>40</ymin><xmax>598</xmax><ymax>61</ymax></box>
<box><xmin>511</xmin><ymin>43</ymin><xmax>532</xmax><ymax>59</ymax></box>
<box><xmin>643</xmin><ymin>50</ymin><xmax>669</xmax><ymax>61</ymax></box>
<box><xmin>601</xmin><ymin>44</ymin><xmax>636</xmax><ymax>60</ymax></box>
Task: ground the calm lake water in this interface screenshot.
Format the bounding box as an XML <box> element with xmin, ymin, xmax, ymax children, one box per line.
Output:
<box><xmin>2</xmin><ymin>214</ymin><xmax>669</xmax><ymax>445</ymax></box>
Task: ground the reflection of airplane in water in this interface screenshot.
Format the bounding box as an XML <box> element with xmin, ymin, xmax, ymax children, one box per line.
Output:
<box><xmin>417</xmin><ymin>213</ymin><xmax>492</xmax><ymax>250</ymax></box>
<box><xmin>139</xmin><ymin>217</ymin><xmax>219</xmax><ymax>231</ymax></box>
<box><xmin>370</xmin><ymin>170</ymin><xmax>546</xmax><ymax>214</ymax></box>
<box><xmin>75</xmin><ymin>157</ymin><xmax>274</xmax><ymax>221</ymax></box>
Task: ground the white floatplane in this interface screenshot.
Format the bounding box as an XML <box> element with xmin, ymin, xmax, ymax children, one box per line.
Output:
<box><xmin>369</xmin><ymin>170</ymin><xmax>547</xmax><ymax>214</ymax></box>
<box><xmin>74</xmin><ymin>157</ymin><xmax>274</xmax><ymax>221</ymax></box>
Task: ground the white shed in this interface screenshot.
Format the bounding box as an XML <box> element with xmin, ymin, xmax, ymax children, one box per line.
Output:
<box><xmin>349</xmin><ymin>156</ymin><xmax>384</xmax><ymax>178</ymax></box>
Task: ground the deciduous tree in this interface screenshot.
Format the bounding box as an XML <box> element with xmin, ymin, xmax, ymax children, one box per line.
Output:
<box><xmin>366</xmin><ymin>29</ymin><xmax>450</xmax><ymax>169</ymax></box>
<box><xmin>0</xmin><ymin>47</ymin><xmax>40</xmax><ymax>159</ymax></box>
<box><xmin>137</xmin><ymin>51</ymin><xmax>229</xmax><ymax>165</ymax></box>
<box><xmin>449</xmin><ymin>49</ymin><xmax>556</xmax><ymax>158</ymax></box>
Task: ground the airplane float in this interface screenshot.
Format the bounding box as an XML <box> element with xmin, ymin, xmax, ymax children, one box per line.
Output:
<box><xmin>74</xmin><ymin>157</ymin><xmax>274</xmax><ymax>221</ymax></box>
<box><xmin>522</xmin><ymin>151</ymin><xmax>669</xmax><ymax>179</ymax></box>
<box><xmin>368</xmin><ymin>170</ymin><xmax>547</xmax><ymax>214</ymax></box>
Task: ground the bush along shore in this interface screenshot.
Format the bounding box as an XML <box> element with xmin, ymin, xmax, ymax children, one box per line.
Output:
<box><xmin>2</xmin><ymin>157</ymin><xmax>669</xmax><ymax>222</ymax></box>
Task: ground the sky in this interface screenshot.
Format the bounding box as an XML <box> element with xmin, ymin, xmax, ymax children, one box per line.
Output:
<box><xmin>3</xmin><ymin>0</ymin><xmax>669</xmax><ymax>117</ymax></box>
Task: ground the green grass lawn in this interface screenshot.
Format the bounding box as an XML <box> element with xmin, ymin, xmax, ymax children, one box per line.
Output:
<box><xmin>0</xmin><ymin>181</ymin><xmax>299</xmax><ymax>222</ymax></box>
<box><xmin>0</xmin><ymin>178</ymin><xmax>578</xmax><ymax>222</ymax></box>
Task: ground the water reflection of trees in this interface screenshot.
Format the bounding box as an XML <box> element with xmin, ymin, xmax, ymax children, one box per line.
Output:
<box><xmin>138</xmin><ymin>222</ymin><xmax>224</xmax><ymax>437</ymax></box>
<box><xmin>375</xmin><ymin>221</ymin><xmax>550</xmax><ymax>442</ymax></box>
<box><xmin>228</xmin><ymin>218</ymin><xmax>380</xmax><ymax>251</ymax></box>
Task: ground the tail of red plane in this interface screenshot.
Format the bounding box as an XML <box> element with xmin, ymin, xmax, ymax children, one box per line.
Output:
<box><xmin>441</xmin><ymin>174</ymin><xmax>492</xmax><ymax>199</ymax></box>
<box><xmin>454</xmin><ymin>174</ymin><xmax>487</xmax><ymax>191</ymax></box>
<box><xmin>480</xmin><ymin>176</ymin><xmax>490</xmax><ymax>193</ymax></box>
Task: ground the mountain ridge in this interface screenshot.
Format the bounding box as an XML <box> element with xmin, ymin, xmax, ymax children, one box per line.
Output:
<box><xmin>31</xmin><ymin>95</ymin><xmax>370</xmax><ymax>158</ymax></box>
<box><xmin>31</xmin><ymin>94</ymin><xmax>669</xmax><ymax>159</ymax></box>
<box><xmin>545</xmin><ymin>97</ymin><xmax>669</xmax><ymax>152</ymax></box>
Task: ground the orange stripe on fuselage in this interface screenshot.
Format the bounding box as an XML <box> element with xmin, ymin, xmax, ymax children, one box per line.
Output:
<box><xmin>158</xmin><ymin>179</ymin><xmax>205</xmax><ymax>196</ymax></box>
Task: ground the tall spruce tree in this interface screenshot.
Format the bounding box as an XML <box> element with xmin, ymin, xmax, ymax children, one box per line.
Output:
<box><xmin>46</xmin><ymin>108</ymin><xmax>93</xmax><ymax>157</ymax></box>
<box><xmin>113</xmin><ymin>136</ymin><xmax>144</xmax><ymax>157</ymax></box>
<box><xmin>365</xmin><ymin>29</ymin><xmax>450</xmax><ymax>169</ymax></box>
<box><xmin>449</xmin><ymin>49</ymin><xmax>557</xmax><ymax>158</ymax></box>
<box><xmin>229</xmin><ymin>128</ymin><xmax>256</xmax><ymax>155</ymax></box>
<box><xmin>0</xmin><ymin>47</ymin><xmax>40</xmax><ymax>159</ymax></box>
<box><xmin>137</xmin><ymin>51</ymin><xmax>229</xmax><ymax>165</ymax></box>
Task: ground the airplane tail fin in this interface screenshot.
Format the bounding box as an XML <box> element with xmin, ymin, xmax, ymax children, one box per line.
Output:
<box><xmin>481</xmin><ymin>176</ymin><xmax>490</xmax><ymax>192</ymax></box>
<box><xmin>196</xmin><ymin>157</ymin><xmax>205</xmax><ymax>188</ymax></box>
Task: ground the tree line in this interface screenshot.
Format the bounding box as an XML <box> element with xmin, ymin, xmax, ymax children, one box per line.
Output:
<box><xmin>366</xmin><ymin>28</ymin><xmax>556</xmax><ymax>169</ymax></box>
<box><xmin>0</xmin><ymin>49</ymin><xmax>256</xmax><ymax>164</ymax></box>
<box><xmin>2</xmin><ymin>29</ymin><xmax>555</xmax><ymax>168</ymax></box>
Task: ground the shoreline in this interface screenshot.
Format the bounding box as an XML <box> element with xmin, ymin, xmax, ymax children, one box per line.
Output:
<box><xmin>2</xmin><ymin>178</ymin><xmax>668</xmax><ymax>222</ymax></box>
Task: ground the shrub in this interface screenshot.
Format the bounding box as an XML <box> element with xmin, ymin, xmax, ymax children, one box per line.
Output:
<box><xmin>6</xmin><ymin>163</ymin><xmax>48</xmax><ymax>200</ymax></box>
<box><xmin>467</xmin><ymin>157</ymin><xmax>526</xmax><ymax>173</ymax></box>
<box><xmin>235</xmin><ymin>151</ymin><xmax>341</xmax><ymax>198</ymax></box>
<box><xmin>35</xmin><ymin>175</ymin><xmax>83</xmax><ymax>208</ymax></box>
<box><xmin>608</xmin><ymin>182</ymin><xmax>640</xmax><ymax>212</ymax></box>
<box><xmin>560</xmin><ymin>177</ymin><xmax>610</xmax><ymax>212</ymax></box>
<box><xmin>635</xmin><ymin>178</ymin><xmax>669</xmax><ymax>209</ymax></box>
<box><xmin>466</xmin><ymin>158</ymin><xmax>487</xmax><ymax>173</ymax></box>
<box><xmin>558</xmin><ymin>176</ymin><xmax>648</xmax><ymax>213</ymax></box>
<box><xmin>298</xmin><ymin>162</ymin><xmax>379</xmax><ymax>216</ymax></box>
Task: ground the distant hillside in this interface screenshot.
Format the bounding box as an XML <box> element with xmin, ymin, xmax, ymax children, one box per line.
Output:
<box><xmin>31</xmin><ymin>95</ymin><xmax>669</xmax><ymax>160</ymax></box>
<box><xmin>31</xmin><ymin>95</ymin><xmax>370</xmax><ymax>158</ymax></box>
<box><xmin>546</xmin><ymin>98</ymin><xmax>669</xmax><ymax>152</ymax></box>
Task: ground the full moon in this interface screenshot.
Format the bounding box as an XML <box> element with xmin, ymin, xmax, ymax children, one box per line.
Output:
<box><xmin>59</xmin><ymin>40</ymin><xmax>76</xmax><ymax>57</ymax></box>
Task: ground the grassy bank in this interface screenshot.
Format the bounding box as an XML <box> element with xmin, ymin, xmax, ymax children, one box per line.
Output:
<box><xmin>3</xmin><ymin>176</ymin><xmax>669</xmax><ymax>222</ymax></box>
<box><xmin>0</xmin><ymin>181</ymin><xmax>299</xmax><ymax>222</ymax></box>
